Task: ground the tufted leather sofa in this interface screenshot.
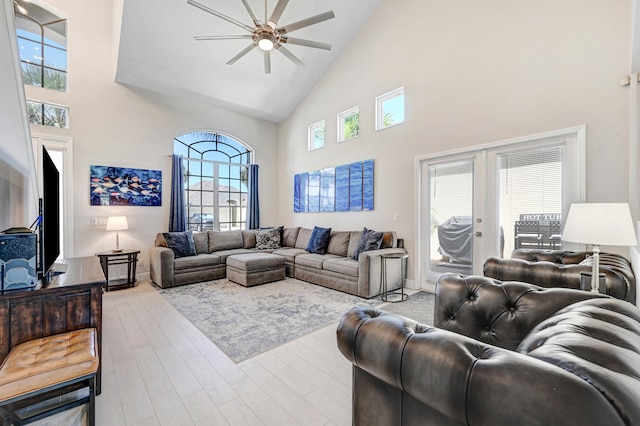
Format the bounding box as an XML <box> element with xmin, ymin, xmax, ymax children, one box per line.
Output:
<box><xmin>337</xmin><ymin>273</ymin><xmax>640</xmax><ymax>425</ymax></box>
<box><xmin>483</xmin><ymin>248</ymin><xmax>636</xmax><ymax>303</ymax></box>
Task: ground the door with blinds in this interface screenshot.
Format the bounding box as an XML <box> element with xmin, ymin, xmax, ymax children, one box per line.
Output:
<box><xmin>418</xmin><ymin>126</ymin><xmax>585</xmax><ymax>286</ymax></box>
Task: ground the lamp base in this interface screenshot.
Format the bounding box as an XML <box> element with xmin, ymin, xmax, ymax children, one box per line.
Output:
<box><xmin>112</xmin><ymin>249</ymin><xmax>123</xmax><ymax>253</ymax></box>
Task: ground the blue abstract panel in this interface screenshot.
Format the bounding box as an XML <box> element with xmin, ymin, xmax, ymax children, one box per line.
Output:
<box><xmin>293</xmin><ymin>174</ymin><xmax>302</xmax><ymax>212</ymax></box>
<box><xmin>90</xmin><ymin>165</ymin><xmax>162</xmax><ymax>206</ymax></box>
<box><xmin>320</xmin><ymin>168</ymin><xmax>335</xmax><ymax>212</ymax></box>
<box><xmin>299</xmin><ymin>172</ymin><xmax>309</xmax><ymax>212</ymax></box>
<box><xmin>349</xmin><ymin>162</ymin><xmax>363</xmax><ymax>211</ymax></box>
<box><xmin>335</xmin><ymin>165</ymin><xmax>350</xmax><ymax>212</ymax></box>
<box><xmin>308</xmin><ymin>170</ymin><xmax>321</xmax><ymax>213</ymax></box>
<box><xmin>363</xmin><ymin>159</ymin><xmax>374</xmax><ymax>211</ymax></box>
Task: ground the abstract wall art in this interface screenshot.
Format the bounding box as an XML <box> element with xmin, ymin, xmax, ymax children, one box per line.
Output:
<box><xmin>294</xmin><ymin>159</ymin><xmax>374</xmax><ymax>213</ymax></box>
<box><xmin>90</xmin><ymin>165</ymin><xmax>162</xmax><ymax>206</ymax></box>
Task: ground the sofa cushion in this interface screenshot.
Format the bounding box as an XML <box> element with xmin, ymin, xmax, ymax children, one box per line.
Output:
<box><xmin>272</xmin><ymin>247</ymin><xmax>308</xmax><ymax>263</ymax></box>
<box><xmin>163</xmin><ymin>231</ymin><xmax>196</xmax><ymax>258</ymax></box>
<box><xmin>306</xmin><ymin>226</ymin><xmax>332</xmax><ymax>255</ymax></box>
<box><xmin>174</xmin><ymin>253</ymin><xmax>221</xmax><ymax>270</ymax></box>
<box><xmin>295</xmin><ymin>228</ymin><xmax>313</xmax><ymax>249</ymax></box>
<box><xmin>296</xmin><ymin>253</ymin><xmax>339</xmax><ymax>269</ymax></box>
<box><xmin>327</xmin><ymin>231</ymin><xmax>350</xmax><ymax>257</ymax></box>
<box><xmin>192</xmin><ymin>232</ymin><xmax>209</xmax><ymax>254</ymax></box>
<box><xmin>214</xmin><ymin>248</ymin><xmax>256</xmax><ymax>263</ymax></box>
<box><xmin>323</xmin><ymin>257</ymin><xmax>359</xmax><ymax>277</ymax></box>
<box><xmin>347</xmin><ymin>231</ymin><xmax>362</xmax><ymax>258</ymax></box>
<box><xmin>241</xmin><ymin>230</ymin><xmax>257</xmax><ymax>249</ymax></box>
<box><xmin>282</xmin><ymin>227</ymin><xmax>301</xmax><ymax>247</ymax></box>
<box><xmin>352</xmin><ymin>228</ymin><xmax>384</xmax><ymax>260</ymax></box>
<box><xmin>208</xmin><ymin>230</ymin><xmax>244</xmax><ymax>252</ymax></box>
<box><xmin>256</xmin><ymin>228</ymin><xmax>282</xmax><ymax>250</ymax></box>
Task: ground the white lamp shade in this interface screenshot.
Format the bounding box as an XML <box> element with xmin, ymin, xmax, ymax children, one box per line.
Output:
<box><xmin>562</xmin><ymin>203</ymin><xmax>637</xmax><ymax>246</ymax></box>
<box><xmin>105</xmin><ymin>216</ymin><xmax>129</xmax><ymax>231</ymax></box>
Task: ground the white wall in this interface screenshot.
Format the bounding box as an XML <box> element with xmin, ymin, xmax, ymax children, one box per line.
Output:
<box><xmin>20</xmin><ymin>0</ymin><xmax>278</xmax><ymax>275</ymax></box>
<box><xmin>278</xmin><ymin>0</ymin><xmax>632</xmax><ymax>282</ymax></box>
<box><xmin>0</xmin><ymin>0</ymin><xmax>38</xmax><ymax>231</ymax></box>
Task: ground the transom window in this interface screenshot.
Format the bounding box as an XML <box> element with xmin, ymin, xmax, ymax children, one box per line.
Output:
<box><xmin>27</xmin><ymin>100</ymin><xmax>68</xmax><ymax>128</ymax></box>
<box><xmin>174</xmin><ymin>132</ymin><xmax>252</xmax><ymax>231</ymax></box>
<box><xmin>376</xmin><ymin>87</ymin><xmax>405</xmax><ymax>130</ymax></box>
<box><xmin>308</xmin><ymin>121</ymin><xmax>325</xmax><ymax>151</ymax></box>
<box><xmin>14</xmin><ymin>1</ymin><xmax>68</xmax><ymax>92</ymax></box>
<box><xmin>338</xmin><ymin>107</ymin><xmax>359</xmax><ymax>142</ymax></box>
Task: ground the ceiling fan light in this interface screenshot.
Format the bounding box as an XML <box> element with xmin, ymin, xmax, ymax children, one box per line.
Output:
<box><xmin>258</xmin><ymin>37</ymin><xmax>274</xmax><ymax>51</ymax></box>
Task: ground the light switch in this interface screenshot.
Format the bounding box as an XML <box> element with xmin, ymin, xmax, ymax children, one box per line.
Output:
<box><xmin>91</xmin><ymin>218</ymin><xmax>98</xmax><ymax>226</ymax></box>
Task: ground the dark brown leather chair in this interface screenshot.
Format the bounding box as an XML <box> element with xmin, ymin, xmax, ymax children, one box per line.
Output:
<box><xmin>337</xmin><ymin>274</ymin><xmax>640</xmax><ymax>425</ymax></box>
<box><xmin>483</xmin><ymin>248</ymin><xmax>635</xmax><ymax>303</ymax></box>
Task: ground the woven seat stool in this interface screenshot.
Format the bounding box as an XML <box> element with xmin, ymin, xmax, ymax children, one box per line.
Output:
<box><xmin>0</xmin><ymin>328</ymin><xmax>99</xmax><ymax>426</ymax></box>
<box><xmin>227</xmin><ymin>253</ymin><xmax>285</xmax><ymax>287</ymax></box>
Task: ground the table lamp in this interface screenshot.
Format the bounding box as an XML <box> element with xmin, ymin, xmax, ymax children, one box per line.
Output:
<box><xmin>562</xmin><ymin>203</ymin><xmax>636</xmax><ymax>293</ymax></box>
<box><xmin>105</xmin><ymin>216</ymin><xmax>128</xmax><ymax>252</ymax></box>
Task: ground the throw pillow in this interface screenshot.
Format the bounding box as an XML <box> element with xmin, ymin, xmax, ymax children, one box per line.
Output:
<box><xmin>352</xmin><ymin>227</ymin><xmax>383</xmax><ymax>260</ymax></box>
<box><xmin>306</xmin><ymin>226</ymin><xmax>332</xmax><ymax>255</ymax></box>
<box><xmin>162</xmin><ymin>231</ymin><xmax>196</xmax><ymax>258</ymax></box>
<box><xmin>256</xmin><ymin>228</ymin><xmax>281</xmax><ymax>250</ymax></box>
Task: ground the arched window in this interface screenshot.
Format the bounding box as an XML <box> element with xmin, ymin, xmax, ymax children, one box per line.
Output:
<box><xmin>174</xmin><ymin>132</ymin><xmax>252</xmax><ymax>231</ymax></box>
<box><xmin>14</xmin><ymin>1</ymin><xmax>68</xmax><ymax>92</ymax></box>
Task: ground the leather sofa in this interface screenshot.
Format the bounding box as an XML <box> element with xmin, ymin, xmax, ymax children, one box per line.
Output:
<box><xmin>483</xmin><ymin>248</ymin><xmax>636</xmax><ymax>303</ymax></box>
<box><xmin>337</xmin><ymin>273</ymin><xmax>640</xmax><ymax>425</ymax></box>
<box><xmin>150</xmin><ymin>227</ymin><xmax>407</xmax><ymax>298</ymax></box>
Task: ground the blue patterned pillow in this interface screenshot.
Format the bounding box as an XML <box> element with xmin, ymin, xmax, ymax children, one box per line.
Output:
<box><xmin>352</xmin><ymin>227</ymin><xmax>383</xmax><ymax>260</ymax></box>
<box><xmin>306</xmin><ymin>226</ymin><xmax>332</xmax><ymax>254</ymax></box>
<box><xmin>163</xmin><ymin>231</ymin><xmax>196</xmax><ymax>258</ymax></box>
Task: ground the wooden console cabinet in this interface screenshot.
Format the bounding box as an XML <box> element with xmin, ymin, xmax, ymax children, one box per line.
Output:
<box><xmin>0</xmin><ymin>256</ymin><xmax>105</xmax><ymax>394</ymax></box>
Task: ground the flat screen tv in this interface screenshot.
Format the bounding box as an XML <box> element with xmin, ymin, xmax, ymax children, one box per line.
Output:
<box><xmin>40</xmin><ymin>146</ymin><xmax>60</xmax><ymax>278</ymax></box>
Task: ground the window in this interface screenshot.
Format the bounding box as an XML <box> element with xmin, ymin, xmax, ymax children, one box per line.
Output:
<box><xmin>376</xmin><ymin>87</ymin><xmax>405</xmax><ymax>130</ymax></box>
<box><xmin>14</xmin><ymin>1</ymin><xmax>68</xmax><ymax>92</ymax></box>
<box><xmin>308</xmin><ymin>121</ymin><xmax>325</xmax><ymax>151</ymax></box>
<box><xmin>338</xmin><ymin>107</ymin><xmax>359</xmax><ymax>142</ymax></box>
<box><xmin>27</xmin><ymin>100</ymin><xmax>68</xmax><ymax>128</ymax></box>
<box><xmin>174</xmin><ymin>132</ymin><xmax>252</xmax><ymax>231</ymax></box>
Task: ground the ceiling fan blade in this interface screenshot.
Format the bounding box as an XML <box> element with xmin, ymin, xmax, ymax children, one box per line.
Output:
<box><xmin>276</xmin><ymin>45</ymin><xmax>304</xmax><ymax>67</ymax></box>
<box><xmin>277</xmin><ymin>10</ymin><xmax>334</xmax><ymax>34</ymax></box>
<box><xmin>240</xmin><ymin>0</ymin><xmax>262</xmax><ymax>26</ymax></box>
<box><xmin>227</xmin><ymin>43</ymin><xmax>257</xmax><ymax>65</ymax></box>
<box><xmin>187</xmin><ymin>0</ymin><xmax>254</xmax><ymax>33</ymax></box>
<box><xmin>280</xmin><ymin>36</ymin><xmax>332</xmax><ymax>51</ymax></box>
<box><xmin>267</xmin><ymin>0</ymin><xmax>289</xmax><ymax>29</ymax></box>
<box><xmin>194</xmin><ymin>35</ymin><xmax>253</xmax><ymax>41</ymax></box>
<box><xmin>264</xmin><ymin>50</ymin><xmax>271</xmax><ymax>74</ymax></box>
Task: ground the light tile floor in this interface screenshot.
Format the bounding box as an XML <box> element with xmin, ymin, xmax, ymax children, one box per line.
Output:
<box><xmin>32</xmin><ymin>280</ymin><xmax>384</xmax><ymax>425</ymax></box>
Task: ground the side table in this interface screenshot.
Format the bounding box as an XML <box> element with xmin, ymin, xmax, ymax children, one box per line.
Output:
<box><xmin>380</xmin><ymin>252</ymin><xmax>409</xmax><ymax>302</ymax></box>
<box><xmin>95</xmin><ymin>249</ymin><xmax>140</xmax><ymax>292</ymax></box>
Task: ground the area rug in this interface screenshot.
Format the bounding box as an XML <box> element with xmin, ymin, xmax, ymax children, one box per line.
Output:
<box><xmin>158</xmin><ymin>278</ymin><xmax>383</xmax><ymax>363</ymax></box>
<box><xmin>380</xmin><ymin>291</ymin><xmax>435</xmax><ymax>326</ymax></box>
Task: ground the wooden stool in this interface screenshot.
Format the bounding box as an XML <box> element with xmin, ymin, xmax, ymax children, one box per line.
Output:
<box><xmin>0</xmin><ymin>328</ymin><xmax>99</xmax><ymax>425</ymax></box>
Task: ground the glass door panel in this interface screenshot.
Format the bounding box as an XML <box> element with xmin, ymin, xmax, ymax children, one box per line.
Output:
<box><xmin>428</xmin><ymin>159</ymin><xmax>475</xmax><ymax>277</ymax></box>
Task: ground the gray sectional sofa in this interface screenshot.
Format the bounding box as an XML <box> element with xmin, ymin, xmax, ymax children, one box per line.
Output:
<box><xmin>149</xmin><ymin>227</ymin><xmax>407</xmax><ymax>298</ymax></box>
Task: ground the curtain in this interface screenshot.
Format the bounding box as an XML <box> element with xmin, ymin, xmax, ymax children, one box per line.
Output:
<box><xmin>248</xmin><ymin>164</ymin><xmax>260</xmax><ymax>229</ymax></box>
<box><xmin>169</xmin><ymin>154</ymin><xmax>187</xmax><ymax>232</ymax></box>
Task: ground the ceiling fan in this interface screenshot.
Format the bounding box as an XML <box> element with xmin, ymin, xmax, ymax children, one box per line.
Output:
<box><xmin>187</xmin><ymin>0</ymin><xmax>335</xmax><ymax>74</ymax></box>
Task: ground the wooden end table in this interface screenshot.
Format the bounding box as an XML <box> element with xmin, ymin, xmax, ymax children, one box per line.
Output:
<box><xmin>95</xmin><ymin>249</ymin><xmax>140</xmax><ymax>292</ymax></box>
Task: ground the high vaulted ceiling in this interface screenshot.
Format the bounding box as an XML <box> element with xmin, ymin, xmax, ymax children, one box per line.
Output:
<box><xmin>115</xmin><ymin>0</ymin><xmax>383</xmax><ymax>123</ymax></box>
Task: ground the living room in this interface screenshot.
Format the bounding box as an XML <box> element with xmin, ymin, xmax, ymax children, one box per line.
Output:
<box><xmin>2</xmin><ymin>0</ymin><xmax>640</xmax><ymax>424</ymax></box>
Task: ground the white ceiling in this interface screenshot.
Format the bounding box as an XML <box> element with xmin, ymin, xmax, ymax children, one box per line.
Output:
<box><xmin>115</xmin><ymin>0</ymin><xmax>383</xmax><ymax>123</ymax></box>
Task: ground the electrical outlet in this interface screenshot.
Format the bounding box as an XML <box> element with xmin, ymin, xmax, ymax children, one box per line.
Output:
<box><xmin>393</xmin><ymin>213</ymin><xmax>399</xmax><ymax>221</ymax></box>
<box><xmin>98</xmin><ymin>217</ymin><xmax>108</xmax><ymax>226</ymax></box>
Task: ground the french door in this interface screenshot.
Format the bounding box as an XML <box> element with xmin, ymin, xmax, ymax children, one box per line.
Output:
<box><xmin>418</xmin><ymin>126</ymin><xmax>585</xmax><ymax>287</ymax></box>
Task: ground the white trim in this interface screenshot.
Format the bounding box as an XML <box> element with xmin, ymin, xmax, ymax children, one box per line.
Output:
<box><xmin>375</xmin><ymin>86</ymin><xmax>405</xmax><ymax>131</ymax></box>
<box><xmin>308</xmin><ymin>120</ymin><xmax>325</xmax><ymax>151</ymax></box>
<box><xmin>337</xmin><ymin>106</ymin><xmax>359</xmax><ymax>142</ymax></box>
<box><xmin>415</xmin><ymin>126</ymin><xmax>586</xmax><ymax>289</ymax></box>
<box><xmin>31</xmin><ymin>133</ymin><xmax>74</xmax><ymax>258</ymax></box>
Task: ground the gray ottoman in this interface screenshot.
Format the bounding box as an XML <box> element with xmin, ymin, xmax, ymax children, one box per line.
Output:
<box><xmin>226</xmin><ymin>252</ymin><xmax>286</xmax><ymax>287</ymax></box>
